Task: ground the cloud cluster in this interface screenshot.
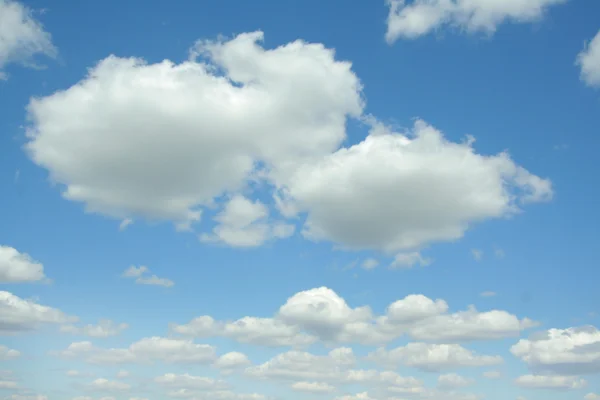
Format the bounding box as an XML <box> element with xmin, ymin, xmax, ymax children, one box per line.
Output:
<box><xmin>172</xmin><ymin>286</ymin><xmax>537</xmax><ymax>347</ymax></box>
<box><xmin>55</xmin><ymin>337</ymin><xmax>216</xmax><ymax>365</ymax></box>
<box><xmin>385</xmin><ymin>0</ymin><xmax>568</xmax><ymax>43</ymax></box>
<box><xmin>24</xmin><ymin>32</ymin><xmax>551</xmax><ymax>254</ymax></box>
<box><xmin>511</xmin><ymin>325</ymin><xmax>600</xmax><ymax>374</ymax></box>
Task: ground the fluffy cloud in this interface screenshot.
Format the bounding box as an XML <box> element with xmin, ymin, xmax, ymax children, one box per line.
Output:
<box><xmin>0</xmin><ymin>291</ymin><xmax>76</xmax><ymax>334</ymax></box>
<box><xmin>367</xmin><ymin>342</ymin><xmax>502</xmax><ymax>371</ymax></box>
<box><xmin>576</xmin><ymin>29</ymin><xmax>600</xmax><ymax>88</ymax></box>
<box><xmin>284</xmin><ymin>120</ymin><xmax>552</xmax><ymax>252</ymax></box>
<box><xmin>515</xmin><ymin>375</ymin><xmax>587</xmax><ymax>390</ymax></box>
<box><xmin>173</xmin><ymin>287</ymin><xmax>536</xmax><ymax>346</ymax></box>
<box><xmin>24</xmin><ymin>31</ymin><xmax>362</xmax><ymax>230</ymax></box>
<box><xmin>54</xmin><ymin>337</ymin><xmax>216</xmax><ymax>365</ymax></box>
<box><xmin>60</xmin><ymin>319</ymin><xmax>128</xmax><ymax>338</ymax></box>
<box><xmin>121</xmin><ymin>266</ymin><xmax>174</xmax><ymax>288</ymax></box>
<box><xmin>510</xmin><ymin>326</ymin><xmax>600</xmax><ymax>374</ymax></box>
<box><xmin>24</xmin><ymin>31</ymin><xmax>550</xmax><ymax>254</ymax></box>
<box><xmin>0</xmin><ymin>345</ymin><xmax>20</xmax><ymax>360</ymax></box>
<box><xmin>585</xmin><ymin>394</ymin><xmax>600</xmax><ymax>400</ymax></box>
<box><xmin>385</xmin><ymin>0</ymin><xmax>568</xmax><ymax>43</ymax></box>
<box><xmin>0</xmin><ymin>0</ymin><xmax>56</xmax><ymax>78</ymax></box>
<box><xmin>200</xmin><ymin>195</ymin><xmax>294</xmax><ymax>247</ymax></box>
<box><xmin>0</xmin><ymin>246</ymin><xmax>46</xmax><ymax>283</ymax></box>
<box><xmin>390</xmin><ymin>252</ymin><xmax>432</xmax><ymax>269</ymax></box>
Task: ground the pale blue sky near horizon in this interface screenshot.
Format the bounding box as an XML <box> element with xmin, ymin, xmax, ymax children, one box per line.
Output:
<box><xmin>1</xmin><ymin>1</ymin><xmax>600</xmax><ymax>400</ymax></box>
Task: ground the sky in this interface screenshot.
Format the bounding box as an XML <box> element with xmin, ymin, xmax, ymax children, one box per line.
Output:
<box><xmin>0</xmin><ymin>0</ymin><xmax>600</xmax><ymax>399</ymax></box>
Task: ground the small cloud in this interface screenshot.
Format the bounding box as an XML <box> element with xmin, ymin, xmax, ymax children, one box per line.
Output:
<box><xmin>119</xmin><ymin>218</ymin><xmax>133</xmax><ymax>231</ymax></box>
<box><xmin>553</xmin><ymin>144</ymin><xmax>569</xmax><ymax>151</ymax></box>
<box><xmin>121</xmin><ymin>266</ymin><xmax>174</xmax><ymax>288</ymax></box>
<box><xmin>361</xmin><ymin>258</ymin><xmax>379</xmax><ymax>270</ymax></box>
<box><xmin>471</xmin><ymin>249</ymin><xmax>483</xmax><ymax>261</ymax></box>
<box><xmin>390</xmin><ymin>252</ymin><xmax>432</xmax><ymax>269</ymax></box>
<box><xmin>480</xmin><ymin>291</ymin><xmax>497</xmax><ymax>298</ymax></box>
<box><xmin>14</xmin><ymin>170</ymin><xmax>20</xmax><ymax>183</ymax></box>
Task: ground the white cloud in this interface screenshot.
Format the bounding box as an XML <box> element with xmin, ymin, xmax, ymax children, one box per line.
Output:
<box><xmin>515</xmin><ymin>375</ymin><xmax>587</xmax><ymax>390</ymax></box>
<box><xmin>4</xmin><ymin>395</ymin><xmax>48</xmax><ymax>400</ymax></box>
<box><xmin>89</xmin><ymin>378</ymin><xmax>131</xmax><ymax>392</ymax></box>
<box><xmin>0</xmin><ymin>246</ymin><xmax>46</xmax><ymax>283</ymax></box>
<box><xmin>291</xmin><ymin>381</ymin><xmax>336</xmax><ymax>393</ymax></box>
<box><xmin>576</xmin><ymin>29</ymin><xmax>600</xmax><ymax>88</ymax></box>
<box><xmin>437</xmin><ymin>373</ymin><xmax>475</xmax><ymax>389</ymax></box>
<box><xmin>480</xmin><ymin>291</ymin><xmax>497</xmax><ymax>297</ymax></box>
<box><xmin>213</xmin><ymin>352</ymin><xmax>251</xmax><ymax>371</ymax></box>
<box><xmin>385</xmin><ymin>0</ymin><xmax>568</xmax><ymax>43</ymax></box>
<box><xmin>0</xmin><ymin>0</ymin><xmax>56</xmax><ymax>78</ymax></box>
<box><xmin>511</xmin><ymin>325</ymin><xmax>600</xmax><ymax>374</ymax></box>
<box><xmin>0</xmin><ymin>290</ymin><xmax>76</xmax><ymax>334</ymax></box>
<box><xmin>335</xmin><ymin>393</ymin><xmax>374</xmax><ymax>400</ymax></box>
<box><xmin>585</xmin><ymin>394</ymin><xmax>600</xmax><ymax>400</ymax></box>
<box><xmin>0</xmin><ymin>345</ymin><xmax>20</xmax><ymax>360</ymax></box>
<box><xmin>121</xmin><ymin>266</ymin><xmax>174</xmax><ymax>288</ymax></box>
<box><xmin>200</xmin><ymin>195</ymin><xmax>294</xmax><ymax>247</ymax></box>
<box><xmin>285</xmin><ymin>120</ymin><xmax>552</xmax><ymax>252</ymax></box>
<box><xmin>367</xmin><ymin>342</ymin><xmax>502</xmax><ymax>371</ymax></box>
<box><xmin>24</xmin><ymin>31</ymin><xmax>362</xmax><ymax>230</ymax></box>
<box><xmin>60</xmin><ymin>319</ymin><xmax>128</xmax><ymax>338</ymax></box>
<box><xmin>54</xmin><ymin>337</ymin><xmax>217</xmax><ymax>365</ymax></box>
<box><xmin>390</xmin><ymin>252</ymin><xmax>432</xmax><ymax>269</ymax></box>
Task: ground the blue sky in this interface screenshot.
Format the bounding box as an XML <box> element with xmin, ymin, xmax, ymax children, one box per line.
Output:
<box><xmin>1</xmin><ymin>0</ymin><xmax>600</xmax><ymax>400</ymax></box>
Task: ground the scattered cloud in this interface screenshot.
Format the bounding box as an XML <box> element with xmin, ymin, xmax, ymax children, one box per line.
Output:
<box><xmin>0</xmin><ymin>245</ymin><xmax>46</xmax><ymax>283</ymax></box>
<box><xmin>0</xmin><ymin>345</ymin><xmax>20</xmax><ymax>360</ymax></box>
<box><xmin>0</xmin><ymin>0</ymin><xmax>57</xmax><ymax>78</ymax></box>
<box><xmin>576</xmin><ymin>29</ymin><xmax>600</xmax><ymax>88</ymax></box>
<box><xmin>511</xmin><ymin>325</ymin><xmax>600</xmax><ymax>374</ymax></box>
<box><xmin>385</xmin><ymin>0</ymin><xmax>568</xmax><ymax>43</ymax></box>
<box><xmin>213</xmin><ymin>352</ymin><xmax>252</xmax><ymax>372</ymax></box>
<box><xmin>585</xmin><ymin>393</ymin><xmax>600</xmax><ymax>400</ymax></box>
<box><xmin>515</xmin><ymin>375</ymin><xmax>587</xmax><ymax>390</ymax></box>
<box><xmin>53</xmin><ymin>337</ymin><xmax>216</xmax><ymax>365</ymax></box>
<box><xmin>121</xmin><ymin>266</ymin><xmax>174</xmax><ymax>288</ymax></box>
<box><xmin>480</xmin><ymin>291</ymin><xmax>497</xmax><ymax>297</ymax></box>
<box><xmin>60</xmin><ymin>319</ymin><xmax>128</xmax><ymax>338</ymax></box>
<box><xmin>471</xmin><ymin>249</ymin><xmax>483</xmax><ymax>261</ymax></box>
